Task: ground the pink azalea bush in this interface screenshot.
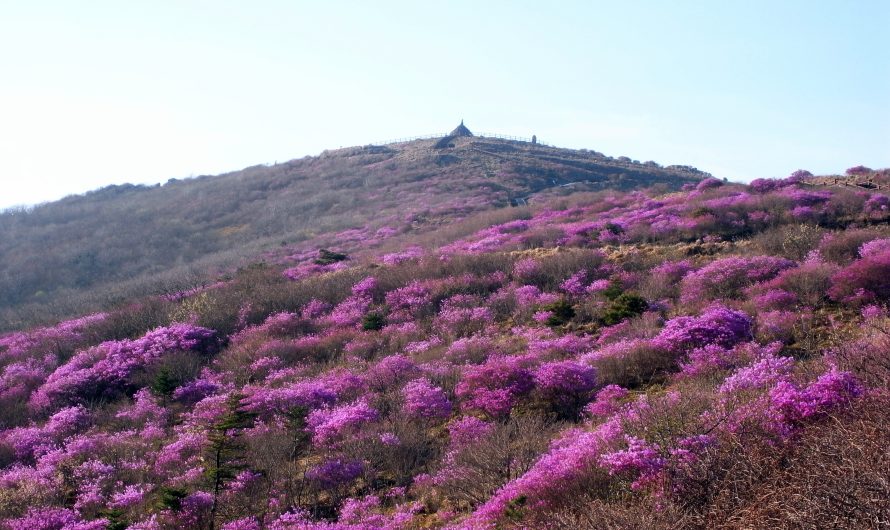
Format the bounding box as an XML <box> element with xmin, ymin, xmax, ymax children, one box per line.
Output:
<box><xmin>306</xmin><ymin>399</ymin><xmax>379</xmax><ymax>447</ymax></box>
<box><xmin>455</xmin><ymin>355</ymin><xmax>535</xmax><ymax>417</ymax></box>
<box><xmin>680</xmin><ymin>256</ymin><xmax>795</xmax><ymax>303</ymax></box>
<box><xmin>654</xmin><ymin>305</ymin><xmax>753</xmax><ymax>353</ymax></box>
<box><xmin>402</xmin><ymin>378</ymin><xmax>452</xmax><ymax>420</ymax></box>
<box><xmin>29</xmin><ymin>324</ymin><xmax>217</xmax><ymax>412</ymax></box>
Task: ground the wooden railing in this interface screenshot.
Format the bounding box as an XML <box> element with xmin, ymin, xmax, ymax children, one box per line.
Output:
<box><xmin>371</xmin><ymin>132</ymin><xmax>550</xmax><ymax>147</ymax></box>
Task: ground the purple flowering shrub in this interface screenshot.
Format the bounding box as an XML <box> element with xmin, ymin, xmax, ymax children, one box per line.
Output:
<box><xmin>447</xmin><ymin>415</ymin><xmax>495</xmax><ymax>449</ymax></box>
<box><xmin>455</xmin><ymin>355</ymin><xmax>535</xmax><ymax>417</ymax></box>
<box><xmin>751</xmin><ymin>289</ymin><xmax>798</xmax><ymax>311</ymax></box>
<box><xmin>384</xmin><ymin>282</ymin><xmax>434</xmax><ymax>323</ymax></box>
<box><xmin>306</xmin><ymin>399</ymin><xmax>379</xmax><ymax>447</ymax></box>
<box><xmin>756</xmin><ymin>309</ymin><xmax>814</xmax><ymax>344</ymax></box>
<box><xmin>584</xmin><ymin>384</ymin><xmax>628</xmax><ymax>418</ymax></box>
<box><xmin>679</xmin><ymin>341</ymin><xmax>782</xmax><ymax>379</ymax></box>
<box><xmin>307</xmin><ymin>458</ymin><xmax>364</xmax><ymax>492</ymax></box>
<box><xmin>654</xmin><ymin>305</ymin><xmax>753</xmax><ymax>353</ymax></box>
<box><xmin>241</xmin><ymin>380</ymin><xmax>337</xmax><ymax>421</ymax></box>
<box><xmin>829</xmin><ymin>247</ymin><xmax>890</xmax><ymax>302</ymax></box>
<box><xmin>3</xmin><ymin>507</ymin><xmax>109</xmax><ymax>530</ymax></box>
<box><xmin>715</xmin><ymin>356</ymin><xmax>864</xmax><ymax>441</ymax></box>
<box><xmin>434</xmin><ymin>295</ymin><xmax>494</xmax><ymax>338</ymax></box>
<box><xmin>680</xmin><ymin>256</ymin><xmax>795</xmax><ymax>304</ymax></box>
<box><xmin>443</xmin><ymin>335</ymin><xmax>498</xmax><ymax>364</ymax></box>
<box><xmin>29</xmin><ymin>324</ymin><xmax>217</xmax><ymax>413</ymax></box>
<box><xmin>402</xmin><ymin>379</ymin><xmax>452</xmax><ymax>420</ymax></box>
<box><xmin>363</xmin><ymin>354</ymin><xmax>417</xmax><ymax>390</ymax></box>
<box><xmin>532</xmin><ymin>360</ymin><xmax>597</xmax><ymax>418</ymax></box>
<box><xmin>770</xmin><ymin>368</ymin><xmax>863</xmax><ymax>426</ymax></box>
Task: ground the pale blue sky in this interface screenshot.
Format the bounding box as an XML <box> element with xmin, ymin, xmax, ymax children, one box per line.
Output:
<box><xmin>1</xmin><ymin>1</ymin><xmax>888</xmax><ymax>208</ymax></box>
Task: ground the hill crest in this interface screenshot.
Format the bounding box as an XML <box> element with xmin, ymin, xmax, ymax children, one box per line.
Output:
<box><xmin>0</xmin><ymin>134</ymin><xmax>711</xmax><ymax>330</ymax></box>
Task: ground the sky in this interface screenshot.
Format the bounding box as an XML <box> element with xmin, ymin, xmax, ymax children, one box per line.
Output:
<box><xmin>1</xmin><ymin>1</ymin><xmax>888</xmax><ymax>209</ymax></box>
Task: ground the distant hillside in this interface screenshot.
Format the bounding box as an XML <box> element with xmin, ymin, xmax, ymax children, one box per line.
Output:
<box><xmin>0</xmin><ymin>133</ymin><xmax>710</xmax><ymax>330</ymax></box>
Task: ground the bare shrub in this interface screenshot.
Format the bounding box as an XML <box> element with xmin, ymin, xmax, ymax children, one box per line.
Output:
<box><xmin>769</xmin><ymin>264</ymin><xmax>836</xmax><ymax>307</ymax></box>
<box><xmin>531</xmin><ymin>497</ymin><xmax>681</xmax><ymax>530</ymax></box>
<box><xmin>592</xmin><ymin>342</ymin><xmax>675</xmax><ymax>389</ymax></box>
<box><xmin>830</xmin><ymin>318</ymin><xmax>890</xmax><ymax>391</ymax></box>
<box><xmin>717</xmin><ymin>397</ymin><xmax>890</xmax><ymax>529</ymax></box>
<box><xmin>751</xmin><ymin>224</ymin><xmax>824</xmax><ymax>261</ymax></box>
<box><xmin>132</xmin><ymin>349</ymin><xmax>206</xmax><ymax>391</ymax></box>
<box><xmin>93</xmin><ymin>298</ymin><xmax>172</xmax><ymax>340</ymax></box>
<box><xmin>342</xmin><ymin>417</ymin><xmax>441</xmax><ymax>489</ymax></box>
<box><xmin>245</xmin><ymin>423</ymin><xmax>311</xmax><ymax>510</ymax></box>
<box><xmin>534</xmin><ymin>249</ymin><xmax>605</xmax><ymax>291</ymax></box>
<box><xmin>517</xmin><ymin>226</ymin><xmax>568</xmax><ymax>249</ymax></box>
<box><xmin>435</xmin><ymin>413</ymin><xmax>562</xmax><ymax>508</ymax></box>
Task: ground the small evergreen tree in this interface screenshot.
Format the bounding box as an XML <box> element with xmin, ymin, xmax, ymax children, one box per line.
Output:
<box><xmin>151</xmin><ymin>367</ymin><xmax>178</xmax><ymax>397</ymax></box>
<box><xmin>285</xmin><ymin>405</ymin><xmax>310</xmax><ymax>459</ymax></box>
<box><xmin>362</xmin><ymin>311</ymin><xmax>386</xmax><ymax>331</ymax></box>
<box><xmin>314</xmin><ymin>249</ymin><xmax>349</xmax><ymax>265</ymax></box>
<box><xmin>157</xmin><ymin>486</ymin><xmax>188</xmax><ymax>511</ymax></box>
<box><xmin>205</xmin><ymin>392</ymin><xmax>256</xmax><ymax>530</ymax></box>
<box><xmin>602</xmin><ymin>293</ymin><xmax>649</xmax><ymax>325</ymax></box>
<box><xmin>601</xmin><ymin>280</ymin><xmax>624</xmax><ymax>301</ymax></box>
<box><xmin>542</xmin><ymin>299</ymin><xmax>575</xmax><ymax>327</ymax></box>
<box><xmin>97</xmin><ymin>508</ymin><xmax>128</xmax><ymax>530</ymax></box>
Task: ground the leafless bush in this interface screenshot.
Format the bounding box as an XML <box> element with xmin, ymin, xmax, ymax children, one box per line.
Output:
<box><xmin>532</xmin><ymin>497</ymin><xmax>681</xmax><ymax>530</ymax></box>
<box><xmin>245</xmin><ymin>425</ymin><xmax>311</xmax><ymax>509</ymax></box>
<box><xmin>341</xmin><ymin>417</ymin><xmax>441</xmax><ymax>488</ymax></box>
<box><xmin>517</xmin><ymin>226</ymin><xmax>568</xmax><ymax>250</ymax></box>
<box><xmin>771</xmin><ymin>265</ymin><xmax>835</xmax><ymax>307</ymax></box>
<box><xmin>592</xmin><ymin>342</ymin><xmax>675</xmax><ymax>389</ymax></box>
<box><xmin>830</xmin><ymin>318</ymin><xmax>890</xmax><ymax>390</ymax></box>
<box><xmin>434</xmin><ymin>413</ymin><xmax>561</xmax><ymax>508</ymax></box>
<box><xmin>717</xmin><ymin>397</ymin><xmax>890</xmax><ymax>529</ymax></box>
<box><xmin>534</xmin><ymin>249</ymin><xmax>605</xmax><ymax>291</ymax></box>
<box><xmin>132</xmin><ymin>349</ymin><xmax>205</xmax><ymax>390</ymax></box>
<box><xmin>751</xmin><ymin>224</ymin><xmax>824</xmax><ymax>261</ymax></box>
<box><xmin>0</xmin><ymin>398</ymin><xmax>29</xmax><ymax>429</ymax></box>
<box><xmin>92</xmin><ymin>297</ymin><xmax>172</xmax><ymax>341</ymax></box>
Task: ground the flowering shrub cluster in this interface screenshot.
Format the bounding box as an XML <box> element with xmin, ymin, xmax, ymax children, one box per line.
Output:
<box><xmin>1</xmin><ymin>169</ymin><xmax>888</xmax><ymax>529</ymax></box>
<box><xmin>533</xmin><ymin>360</ymin><xmax>596</xmax><ymax>418</ymax></box>
<box><xmin>679</xmin><ymin>255</ymin><xmax>795</xmax><ymax>303</ymax></box>
<box><xmin>455</xmin><ymin>355</ymin><xmax>535</xmax><ymax>417</ymax></box>
<box><xmin>28</xmin><ymin>324</ymin><xmax>217</xmax><ymax>413</ymax></box>
<box><xmin>307</xmin><ymin>399</ymin><xmax>379</xmax><ymax>447</ymax></box>
<box><xmin>402</xmin><ymin>379</ymin><xmax>452</xmax><ymax>420</ymax></box>
<box><xmin>654</xmin><ymin>305</ymin><xmax>753</xmax><ymax>353</ymax></box>
<box><xmin>829</xmin><ymin>247</ymin><xmax>890</xmax><ymax>302</ymax></box>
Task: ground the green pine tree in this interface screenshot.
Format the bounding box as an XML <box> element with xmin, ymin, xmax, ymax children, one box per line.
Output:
<box><xmin>205</xmin><ymin>392</ymin><xmax>256</xmax><ymax>530</ymax></box>
<box><xmin>151</xmin><ymin>367</ymin><xmax>178</xmax><ymax>397</ymax></box>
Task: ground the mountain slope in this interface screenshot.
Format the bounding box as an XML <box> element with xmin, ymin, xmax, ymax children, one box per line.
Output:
<box><xmin>1</xmin><ymin>168</ymin><xmax>889</xmax><ymax>529</ymax></box>
<box><xmin>0</xmin><ymin>135</ymin><xmax>710</xmax><ymax>330</ymax></box>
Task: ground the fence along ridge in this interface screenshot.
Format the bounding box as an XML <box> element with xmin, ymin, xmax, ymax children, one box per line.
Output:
<box><xmin>370</xmin><ymin>132</ymin><xmax>549</xmax><ymax>147</ymax></box>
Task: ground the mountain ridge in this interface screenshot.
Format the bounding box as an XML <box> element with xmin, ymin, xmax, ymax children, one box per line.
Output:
<box><xmin>0</xmin><ymin>135</ymin><xmax>711</xmax><ymax>330</ymax></box>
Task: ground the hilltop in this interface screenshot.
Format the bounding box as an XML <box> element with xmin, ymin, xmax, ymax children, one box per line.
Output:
<box><xmin>0</xmin><ymin>130</ymin><xmax>710</xmax><ymax>331</ymax></box>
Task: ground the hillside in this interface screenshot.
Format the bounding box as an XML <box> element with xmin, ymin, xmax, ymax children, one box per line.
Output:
<box><xmin>1</xmin><ymin>164</ymin><xmax>890</xmax><ymax>529</ymax></box>
<box><xmin>0</xmin><ymin>133</ymin><xmax>710</xmax><ymax>331</ymax></box>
